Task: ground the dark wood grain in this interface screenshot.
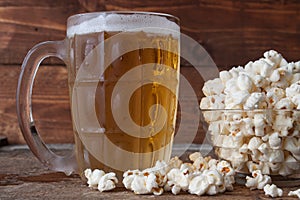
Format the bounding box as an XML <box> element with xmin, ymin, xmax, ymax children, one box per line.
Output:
<box><xmin>0</xmin><ymin>148</ymin><xmax>298</xmax><ymax>199</ymax></box>
<box><xmin>0</xmin><ymin>0</ymin><xmax>299</xmax><ymax>67</ymax></box>
<box><xmin>1</xmin><ymin>0</ymin><xmax>300</xmax><ymax>144</ymax></box>
<box><xmin>0</xmin><ymin>65</ymin><xmax>205</xmax><ymax>144</ymax></box>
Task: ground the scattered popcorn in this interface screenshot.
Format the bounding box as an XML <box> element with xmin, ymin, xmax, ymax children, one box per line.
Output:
<box><xmin>164</xmin><ymin>168</ymin><xmax>189</xmax><ymax>195</ymax></box>
<box><xmin>97</xmin><ymin>172</ymin><xmax>118</xmax><ymax>192</ymax></box>
<box><xmin>200</xmin><ymin>50</ymin><xmax>300</xmax><ymax>176</ymax></box>
<box><xmin>84</xmin><ymin>168</ymin><xmax>105</xmax><ymax>188</ymax></box>
<box><xmin>188</xmin><ymin>173</ymin><xmax>210</xmax><ymax>196</ymax></box>
<box><xmin>121</xmin><ymin>152</ymin><xmax>235</xmax><ymax>196</ymax></box>
<box><xmin>84</xmin><ymin>168</ymin><xmax>118</xmax><ymax>192</ymax></box>
<box><xmin>245</xmin><ymin>170</ymin><xmax>271</xmax><ymax>190</ymax></box>
<box><xmin>288</xmin><ymin>188</ymin><xmax>300</xmax><ymax>199</ymax></box>
<box><xmin>263</xmin><ymin>184</ymin><xmax>283</xmax><ymax>197</ymax></box>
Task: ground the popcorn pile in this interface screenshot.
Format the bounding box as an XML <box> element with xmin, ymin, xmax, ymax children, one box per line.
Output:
<box><xmin>85</xmin><ymin>152</ymin><xmax>235</xmax><ymax>196</ymax></box>
<box><xmin>84</xmin><ymin>153</ymin><xmax>300</xmax><ymax>198</ymax></box>
<box><xmin>122</xmin><ymin>152</ymin><xmax>235</xmax><ymax>196</ymax></box>
<box><xmin>200</xmin><ymin>50</ymin><xmax>300</xmax><ymax>176</ymax></box>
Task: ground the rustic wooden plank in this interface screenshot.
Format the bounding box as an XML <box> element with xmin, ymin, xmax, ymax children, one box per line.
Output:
<box><xmin>0</xmin><ymin>135</ymin><xmax>8</xmax><ymax>146</ymax></box>
<box><xmin>0</xmin><ymin>65</ymin><xmax>205</xmax><ymax>144</ymax></box>
<box><xmin>0</xmin><ymin>64</ymin><xmax>74</xmax><ymax>144</ymax></box>
<box><xmin>0</xmin><ymin>148</ymin><xmax>298</xmax><ymax>199</ymax></box>
<box><xmin>0</xmin><ymin>0</ymin><xmax>83</xmax><ymax>64</ymax></box>
<box><xmin>0</xmin><ymin>0</ymin><xmax>299</xmax><ymax>67</ymax></box>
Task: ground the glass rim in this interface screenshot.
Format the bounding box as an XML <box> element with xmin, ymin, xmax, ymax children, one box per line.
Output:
<box><xmin>67</xmin><ymin>11</ymin><xmax>180</xmax><ymax>25</ymax></box>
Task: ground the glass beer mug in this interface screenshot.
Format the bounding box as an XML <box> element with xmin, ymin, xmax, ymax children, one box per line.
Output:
<box><xmin>16</xmin><ymin>12</ymin><xmax>180</xmax><ymax>179</ymax></box>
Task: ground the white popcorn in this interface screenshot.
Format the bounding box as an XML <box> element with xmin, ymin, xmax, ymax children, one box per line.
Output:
<box><xmin>273</xmin><ymin>114</ymin><xmax>294</xmax><ymax>136</ymax></box>
<box><xmin>245</xmin><ymin>59</ymin><xmax>272</xmax><ymax>78</ymax></box>
<box><xmin>266</xmin><ymin>87</ymin><xmax>285</xmax><ymax>106</ymax></box>
<box><xmin>224</xmin><ymin>78</ymin><xmax>240</xmax><ymax>95</ymax></box>
<box><xmin>263</xmin><ymin>50</ymin><xmax>287</xmax><ymax>68</ymax></box>
<box><xmin>248</xmin><ymin>137</ymin><xmax>263</xmax><ymax>152</ymax></box>
<box><xmin>165</xmin><ymin>168</ymin><xmax>189</xmax><ymax>195</ymax></box>
<box><xmin>229</xmin><ymin>66</ymin><xmax>244</xmax><ymax>78</ymax></box>
<box><xmin>269</xmin><ymin>69</ymin><xmax>281</xmax><ymax>82</ymax></box>
<box><xmin>242</xmin><ymin>118</ymin><xmax>255</xmax><ymax>136</ymax></box>
<box><xmin>98</xmin><ymin>172</ymin><xmax>118</xmax><ymax>192</ymax></box>
<box><xmin>268</xmin><ymin>132</ymin><xmax>282</xmax><ymax>149</ymax></box>
<box><xmin>239</xmin><ymin>143</ymin><xmax>248</xmax><ymax>154</ymax></box>
<box><xmin>288</xmin><ymin>188</ymin><xmax>300</xmax><ymax>199</ymax></box>
<box><xmin>130</xmin><ymin>174</ymin><xmax>149</xmax><ymax>194</ymax></box>
<box><xmin>291</xmin><ymin>73</ymin><xmax>300</xmax><ymax>84</ymax></box>
<box><xmin>295</xmin><ymin>61</ymin><xmax>300</xmax><ymax>73</ymax></box>
<box><xmin>122</xmin><ymin>154</ymin><xmax>236</xmax><ymax>196</ymax></box>
<box><xmin>263</xmin><ymin>184</ymin><xmax>283</xmax><ymax>197</ymax></box>
<box><xmin>180</xmin><ymin>163</ymin><xmax>196</xmax><ymax>175</ymax></box>
<box><xmin>146</xmin><ymin>173</ymin><xmax>164</xmax><ymax>195</ymax></box>
<box><xmin>123</xmin><ymin>160</ymin><xmax>170</xmax><ymax>195</ymax></box>
<box><xmin>225</xmin><ymin>90</ymin><xmax>250</xmax><ymax>109</ymax></box>
<box><xmin>219</xmin><ymin>70</ymin><xmax>232</xmax><ymax>84</ymax></box>
<box><xmin>285</xmin><ymin>154</ymin><xmax>300</xmax><ymax>171</ymax></box>
<box><xmin>122</xmin><ymin>170</ymin><xmax>140</xmax><ymax>190</ymax></box>
<box><xmin>203</xmin><ymin>169</ymin><xmax>223</xmax><ymax>187</ymax></box>
<box><xmin>217</xmin><ymin>132</ymin><xmax>244</xmax><ymax>149</ymax></box>
<box><xmin>282</xmin><ymin>62</ymin><xmax>300</xmax><ymax>73</ymax></box>
<box><xmin>84</xmin><ymin>168</ymin><xmax>105</xmax><ymax>188</ymax></box>
<box><xmin>283</xmin><ymin>137</ymin><xmax>300</xmax><ymax>160</ymax></box>
<box><xmin>216</xmin><ymin>160</ymin><xmax>235</xmax><ymax>176</ymax></box>
<box><xmin>207</xmin><ymin>158</ymin><xmax>219</xmax><ymax>170</ymax></box>
<box><xmin>202</xmin><ymin>78</ymin><xmax>224</xmax><ymax>96</ymax></box>
<box><xmin>278</xmin><ymin>165</ymin><xmax>294</xmax><ymax>177</ymax></box>
<box><xmin>188</xmin><ymin>169</ymin><xmax>224</xmax><ymax>196</ymax></box>
<box><xmin>268</xmin><ymin>162</ymin><xmax>281</xmax><ymax>173</ymax></box>
<box><xmin>252</xmin><ymin>74</ymin><xmax>269</xmax><ymax>88</ymax></box>
<box><xmin>128</xmin><ymin>172</ymin><xmax>164</xmax><ymax>195</ymax></box>
<box><xmin>271</xmin><ymin>68</ymin><xmax>293</xmax><ymax>88</ymax></box>
<box><xmin>84</xmin><ymin>169</ymin><xmax>118</xmax><ymax>192</ymax></box>
<box><xmin>292</xmin><ymin>94</ymin><xmax>300</xmax><ymax>109</ymax></box>
<box><xmin>189</xmin><ymin>152</ymin><xmax>209</xmax><ymax>171</ymax></box>
<box><xmin>245</xmin><ymin>170</ymin><xmax>271</xmax><ymax>190</ymax></box>
<box><xmin>244</xmin><ymin>92</ymin><xmax>267</xmax><ymax>109</ymax></box>
<box><xmin>188</xmin><ymin>173</ymin><xmax>210</xmax><ymax>196</ymax></box>
<box><xmin>253</xmin><ymin>114</ymin><xmax>267</xmax><ymax>137</ymax></box>
<box><xmin>200</xmin><ymin>95</ymin><xmax>225</xmax><ymax>109</ymax></box>
<box><xmin>258</xmin><ymin>59</ymin><xmax>274</xmax><ymax>77</ymax></box>
<box><xmin>268</xmin><ymin>149</ymin><xmax>285</xmax><ymax>163</ymax></box>
<box><xmin>216</xmin><ymin>148</ymin><xmax>248</xmax><ymax>170</ymax></box>
<box><xmin>200</xmin><ymin>50</ymin><xmax>300</xmax><ymax>182</ymax></box>
<box><xmin>286</xmin><ymin>81</ymin><xmax>300</xmax><ymax>98</ymax></box>
<box><xmin>237</xmin><ymin>73</ymin><xmax>253</xmax><ymax>92</ymax></box>
<box><xmin>274</xmin><ymin>97</ymin><xmax>294</xmax><ymax>110</ymax></box>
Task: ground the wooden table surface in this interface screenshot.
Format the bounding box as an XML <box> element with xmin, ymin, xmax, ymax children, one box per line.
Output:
<box><xmin>0</xmin><ymin>145</ymin><xmax>298</xmax><ymax>200</ymax></box>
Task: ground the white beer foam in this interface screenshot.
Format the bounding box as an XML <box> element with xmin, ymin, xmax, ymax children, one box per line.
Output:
<box><xmin>67</xmin><ymin>13</ymin><xmax>180</xmax><ymax>38</ymax></box>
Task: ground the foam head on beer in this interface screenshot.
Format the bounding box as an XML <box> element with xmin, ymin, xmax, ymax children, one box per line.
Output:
<box><xmin>67</xmin><ymin>13</ymin><xmax>180</xmax><ymax>37</ymax></box>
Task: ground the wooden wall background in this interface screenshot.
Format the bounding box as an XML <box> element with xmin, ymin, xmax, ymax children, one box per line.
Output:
<box><xmin>0</xmin><ymin>0</ymin><xmax>300</xmax><ymax>144</ymax></box>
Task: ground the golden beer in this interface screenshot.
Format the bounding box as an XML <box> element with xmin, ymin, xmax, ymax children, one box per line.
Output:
<box><xmin>67</xmin><ymin>14</ymin><xmax>180</xmax><ymax>180</ymax></box>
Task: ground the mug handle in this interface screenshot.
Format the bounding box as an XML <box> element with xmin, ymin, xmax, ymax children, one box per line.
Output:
<box><xmin>16</xmin><ymin>39</ymin><xmax>77</xmax><ymax>175</ymax></box>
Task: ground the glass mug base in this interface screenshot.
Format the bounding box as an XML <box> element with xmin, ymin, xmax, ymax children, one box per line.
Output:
<box><xmin>74</xmin><ymin>132</ymin><xmax>174</xmax><ymax>183</ymax></box>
